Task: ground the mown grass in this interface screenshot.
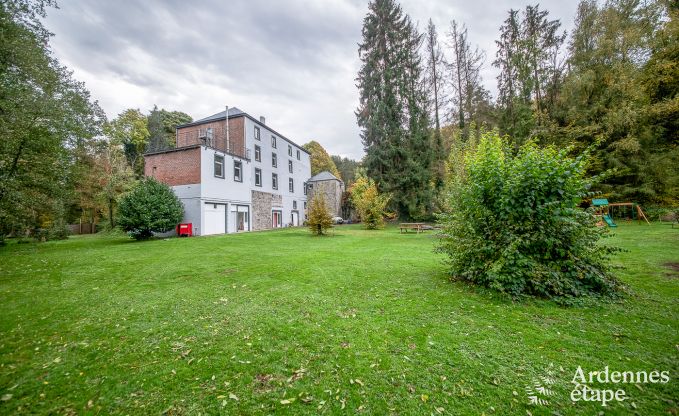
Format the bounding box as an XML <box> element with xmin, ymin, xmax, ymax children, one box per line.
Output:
<box><xmin>0</xmin><ymin>223</ymin><xmax>677</xmax><ymax>415</ymax></box>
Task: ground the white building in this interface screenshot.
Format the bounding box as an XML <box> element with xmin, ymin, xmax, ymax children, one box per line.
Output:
<box><xmin>144</xmin><ymin>107</ymin><xmax>311</xmax><ymax>236</ymax></box>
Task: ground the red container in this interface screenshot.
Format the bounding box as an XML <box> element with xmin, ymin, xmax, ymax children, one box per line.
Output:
<box><xmin>176</xmin><ymin>223</ymin><xmax>192</xmax><ymax>237</ymax></box>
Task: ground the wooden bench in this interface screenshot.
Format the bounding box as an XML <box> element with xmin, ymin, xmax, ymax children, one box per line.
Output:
<box><xmin>399</xmin><ymin>223</ymin><xmax>426</xmax><ymax>233</ymax></box>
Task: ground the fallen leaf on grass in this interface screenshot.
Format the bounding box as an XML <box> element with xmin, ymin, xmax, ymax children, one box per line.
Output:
<box><xmin>280</xmin><ymin>398</ymin><xmax>296</xmax><ymax>405</ymax></box>
<box><xmin>1</xmin><ymin>394</ymin><xmax>12</xmax><ymax>401</ymax></box>
<box><xmin>229</xmin><ymin>393</ymin><xmax>239</xmax><ymax>401</ymax></box>
<box><xmin>287</xmin><ymin>368</ymin><xmax>306</xmax><ymax>383</ymax></box>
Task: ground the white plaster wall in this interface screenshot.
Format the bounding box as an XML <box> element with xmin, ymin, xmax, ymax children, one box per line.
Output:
<box><xmin>244</xmin><ymin>117</ymin><xmax>310</xmax><ymax>227</ymax></box>
<box><xmin>172</xmin><ymin>184</ymin><xmax>202</xmax><ymax>235</ymax></box>
<box><xmin>200</xmin><ymin>147</ymin><xmax>252</xmax><ymax>204</ymax></box>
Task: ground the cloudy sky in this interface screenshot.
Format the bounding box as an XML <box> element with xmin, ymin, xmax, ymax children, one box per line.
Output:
<box><xmin>43</xmin><ymin>0</ymin><xmax>579</xmax><ymax>159</ymax></box>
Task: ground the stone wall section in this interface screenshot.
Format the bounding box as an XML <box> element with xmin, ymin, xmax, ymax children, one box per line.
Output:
<box><xmin>252</xmin><ymin>190</ymin><xmax>283</xmax><ymax>230</ymax></box>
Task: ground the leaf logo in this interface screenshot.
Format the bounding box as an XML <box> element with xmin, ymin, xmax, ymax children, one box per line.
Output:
<box><xmin>526</xmin><ymin>368</ymin><xmax>556</xmax><ymax>406</ymax></box>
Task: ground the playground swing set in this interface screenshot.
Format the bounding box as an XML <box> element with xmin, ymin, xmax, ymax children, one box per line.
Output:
<box><xmin>592</xmin><ymin>199</ymin><xmax>650</xmax><ymax>227</ymax></box>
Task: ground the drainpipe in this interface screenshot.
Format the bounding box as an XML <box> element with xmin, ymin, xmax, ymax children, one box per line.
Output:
<box><xmin>225</xmin><ymin>105</ymin><xmax>230</xmax><ymax>153</ymax></box>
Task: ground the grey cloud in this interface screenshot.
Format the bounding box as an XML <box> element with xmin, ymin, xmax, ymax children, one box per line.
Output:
<box><xmin>44</xmin><ymin>0</ymin><xmax>580</xmax><ymax>160</ymax></box>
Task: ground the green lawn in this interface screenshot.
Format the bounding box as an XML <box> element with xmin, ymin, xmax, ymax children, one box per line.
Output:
<box><xmin>0</xmin><ymin>224</ymin><xmax>677</xmax><ymax>415</ymax></box>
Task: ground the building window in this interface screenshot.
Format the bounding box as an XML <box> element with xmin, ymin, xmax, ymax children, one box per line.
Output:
<box><xmin>272</xmin><ymin>152</ymin><xmax>277</xmax><ymax>168</ymax></box>
<box><xmin>296</xmin><ymin>149</ymin><xmax>300</xmax><ymax>160</ymax></box>
<box><xmin>289</xmin><ymin>178</ymin><xmax>294</xmax><ymax>193</ymax></box>
<box><xmin>288</xmin><ymin>160</ymin><xmax>293</xmax><ymax>173</ymax></box>
<box><xmin>293</xmin><ymin>200</ymin><xmax>297</xmax><ymax>210</ymax></box>
<box><xmin>234</xmin><ymin>160</ymin><xmax>242</xmax><ymax>182</ymax></box>
<box><xmin>272</xmin><ymin>173</ymin><xmax>278</xmax><ymax>190</ymax></box>
<box><xmin>304</xmin><ymin>201</ymin><xmax>307</xmax><ymax>210</ymax></box>
<box><xmin>271</xmin><ymin>136</ymin><xmax>277</xmax><ymax>148</ymax></box>
<box><xmin>303</xmin><ymin>182</ymin><xmax>307</xmax><ymax>195</ymax></box>
<box><xmin>255</xmin><ymin>168</ymin><xmax>262</xmax><ymax>187</ymax></box>
<box><xmin>254</xmin><ymin>126</ymin><xmax>260</xmax><ymax>140</ymax></box>
<box><xmin>214</xmin><ymin>154</ymin><xmax>224</xmax><ymax>178</ymax></box>
<box><xmin>288</xmin><ymin>145</ymin><xmax>292</xmax><ymax>156</ymax></box>
<box><xmin>254</xmin><ymin>145</ymin><xmax>261</xmax><ymax>162</ymax></box>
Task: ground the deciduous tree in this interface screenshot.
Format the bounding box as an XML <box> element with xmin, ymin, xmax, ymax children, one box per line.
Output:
<box><xmin>302</xmin><ymin>140</ymin><xmax>341</xmax><ymax>178</ymax></box>
<box><xmin>307</xmin><ymin>194</ymin><xmax>333</xmax><ymax>236</ymax></box>
<box><xmin>0</xmin><ymin>0</ymin><xmax>104</xmax><ymax>239</ymax></box>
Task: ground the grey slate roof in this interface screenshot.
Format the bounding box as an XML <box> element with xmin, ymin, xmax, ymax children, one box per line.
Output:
<box><xmin>193</xmin><ymin>107</ymin><xmax>245</xmax><ymax>124</ymax></box>
<box><xmin>308</xmin><ymin>171</ymin><xmax>342</xmax><ymax>182</ymax></box>
<box><xmin>175</xmin><ymin>106</ymin><xmax>310</xmax><ymax>155</ymax></box>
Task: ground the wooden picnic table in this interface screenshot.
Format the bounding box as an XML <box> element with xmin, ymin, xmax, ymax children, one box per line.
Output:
<box><xmin>399</xmin><ymin>223</ymin><xmax>426</xmax><ymax>233</ymax></box>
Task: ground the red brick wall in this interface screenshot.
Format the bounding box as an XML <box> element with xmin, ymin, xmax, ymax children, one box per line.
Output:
<box><xmin>144</xmin><ymin>146</ymin><xmax>201</xmax><ymax>186</ymax></box>
<box><xmin>176</xmin><ymin>116</ymin><xmax>246</xmax><ymax>158</ymax></box>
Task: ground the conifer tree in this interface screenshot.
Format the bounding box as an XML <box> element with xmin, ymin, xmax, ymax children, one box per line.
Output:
<box><xmin>494</xmin><ymin>6</ymin><xmax>565</xmax><ymax>144</ymax></box>
<box><xmin>425</xmin><ymin>19</ymin><xmax>446</xmax><ymax>192</ymax></box>
<box><xmin>448</xmin><ymin>20</ymin><xmax>492</xmax><ymax>141</ymax></box>
<box><xmin>356</xmin><ymin>0</ymin><xmax>433</xmax><ymax>219</ymax></box>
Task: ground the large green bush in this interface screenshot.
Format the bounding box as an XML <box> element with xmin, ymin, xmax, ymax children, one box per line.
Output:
<box><xmin>116</xmin><ymin>178</ymin><xmax>184</xmax><ymax>240</ymax></box>
<box><xmin>436</xmin><ymin>132</ymin><xmax>620</xmax><ymax>301</ymax></box>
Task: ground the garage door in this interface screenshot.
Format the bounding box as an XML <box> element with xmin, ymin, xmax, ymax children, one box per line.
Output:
<box><xmin>203</xmin><ymin>203</ymin><xmax>226</xmax><ymax>235</ymax></box>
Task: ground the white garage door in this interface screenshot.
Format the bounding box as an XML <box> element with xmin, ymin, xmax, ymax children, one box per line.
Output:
<box><xmin>203</xmin><ymin>203</ymin><xmax>226</xmax><ymax>235</ymax></box>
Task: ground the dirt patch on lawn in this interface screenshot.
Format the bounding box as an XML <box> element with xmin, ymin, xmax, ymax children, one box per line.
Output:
<box><xmin>663</xmin><ymin>262</ymin><xmax>679</xmax><ymax>277</ymax></box>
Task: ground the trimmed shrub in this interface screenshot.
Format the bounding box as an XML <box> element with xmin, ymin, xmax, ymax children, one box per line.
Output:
<box><xmin>116</xmin><ymin>178</ymin><xmax>183</xmax><ymax>240</ymax></box>
<box><xmin>436</xmin><ymin>131</ymin><xmax>620</xmax><ymax>302</ymax></box>
<box><xmin>307</xmin><ymin>195</ymin><xmax>333</xmax><ymax>236</ymax></box>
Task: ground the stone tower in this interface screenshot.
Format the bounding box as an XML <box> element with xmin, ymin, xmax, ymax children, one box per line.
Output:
<box><xmin>306</xmin><ymin>171</ymin><xmax>344</xmax><ymax>217</ymax></box>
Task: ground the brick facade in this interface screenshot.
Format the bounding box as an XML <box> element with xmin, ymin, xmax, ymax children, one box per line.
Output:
<box><xmin>176</xmin><ymin>116</ymin><xmax>246</xmax><ymax>159</ymax></box>
<box><xmin>251</xmin><ymin>190</ymin><xmax>283</xmax><ymax>231</ymax></box>
<box><xmin>145</xmin><ymin>146</ymin><xmax>201</xmax><ymax>186</ymax></box>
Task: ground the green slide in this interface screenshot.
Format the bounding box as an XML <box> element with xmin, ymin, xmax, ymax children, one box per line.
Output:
<box><xmin>603</xmin><ymin>214</ymin><xmax>617</xmax><ymax>227</ymax></box>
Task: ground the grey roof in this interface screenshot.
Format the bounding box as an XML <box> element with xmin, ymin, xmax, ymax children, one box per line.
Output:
<box><xmin>308</xmin><ymin>171</ymin><xmax>342</xmax><ymax>182</ymax></box>
<box><xmin>193</xmin><ymin>107</ymin><xmax>245</xmax><ymax>124</ymax></box>
<box><xmin>175</xmin><ymin>106</ymin><xmax>310</xmax><ymax>155</ymax></box>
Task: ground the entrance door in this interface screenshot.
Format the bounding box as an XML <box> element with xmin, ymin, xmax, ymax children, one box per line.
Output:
<box><xmin>232</xmin><ymin>205</ymin><xmax>249</xmax><ymax>232</ymax></box>
<box><xmin>203</xmin><ymin>203</ymin><xmax>226</xmax><ymax>235</ymax></box>
<box><xmin>291</xmin><ymin>211</ymin><xmax>299</xmax><ymax>226</ymax></box>
<box><xmin>272</xmin><ymin>211</ymin><xmax>282</xmax><ymax>228</ymax></box>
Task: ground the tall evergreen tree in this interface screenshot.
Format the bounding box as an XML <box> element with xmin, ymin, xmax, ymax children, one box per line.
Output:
<box><xmin>494</xmin><ymin>5</ymin><xmax>564</xmax><ymax>144</ymax></box>
<box><xmin>424</xmin><ymin>19</ymin><xmax>446</xmax><ymax>191</ymax></box>
<box><xmin>447</xmin><ymin>20</ymin><xmax>492</xmax><ymax>140</ymax></box>
<box><xmin>356</xmin><ymin>0</ymin><xmax>433</xmax><ymax>219</ymax></box>
<box><xmin>402</xmin><ymin>20</ymin><xmax>434</xmax><ymax>218</ymax></box>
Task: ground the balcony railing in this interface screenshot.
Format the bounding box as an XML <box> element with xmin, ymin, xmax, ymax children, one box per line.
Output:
<box><xmin>177</xmin><ymin>126</ymin><xmax>248</xmax><ymax>160</ymax></box>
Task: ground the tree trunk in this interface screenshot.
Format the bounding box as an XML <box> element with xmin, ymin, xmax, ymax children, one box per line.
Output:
<box><xmin>109</xmin><ymin>198</ymin><xmax>114</xmax><ymax>228</ymax></box>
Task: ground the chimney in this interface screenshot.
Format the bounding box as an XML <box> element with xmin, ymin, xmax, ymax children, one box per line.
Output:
<box><xmin>260</xmin><ymin>116</ymin><xmax>266</xmax><ymax>125</ymax></box>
